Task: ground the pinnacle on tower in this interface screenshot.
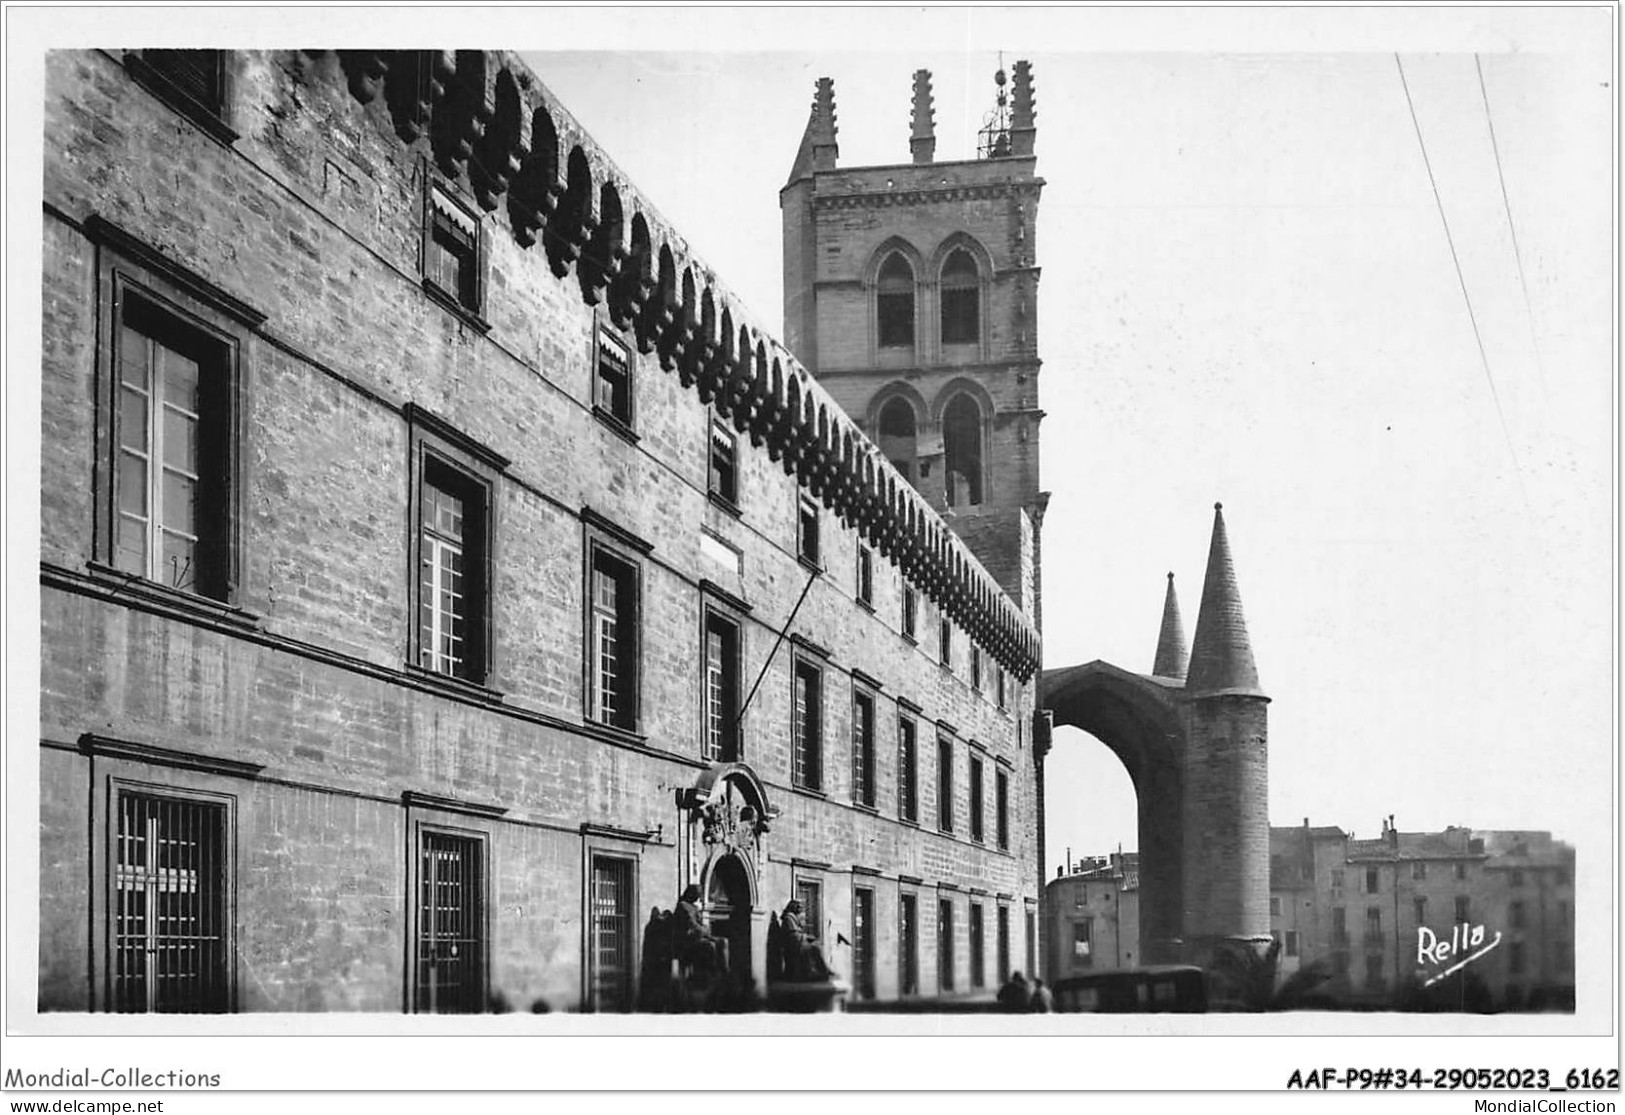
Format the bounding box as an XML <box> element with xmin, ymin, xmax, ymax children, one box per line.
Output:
<box><xmin>1185</xmin><ymin>503</ymin><xmax>1265</xmax><ymax>697</ymax></box>
<box><xmin>910</xmin><ymin>69</ymin><xmax>936</xmax><ymax>164</ymax></box>
<box><xmin>1010</xmin><ymin>59</ymin><xmax>1036</xmax><ymax>157</ymax></box>
<box><xmin>1152</xmin><ymin>572</ymin><xmax>1188</xmax><ymax>680</ymax></box>
<box><xmin>784</xmin><ymin>77</ymin><xmax>839</xmax><ymax>186</ymax></box>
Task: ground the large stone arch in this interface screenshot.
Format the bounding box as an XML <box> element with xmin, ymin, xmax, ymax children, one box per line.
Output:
<box><xmin>1040</xmin><ymin>661</ymin><xmax>1187</xmax><ymax>964</ymax></box>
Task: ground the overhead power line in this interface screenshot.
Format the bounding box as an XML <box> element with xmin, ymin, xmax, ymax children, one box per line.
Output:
<box><xmin>1394</xmin><ymin>53</ymin><xmax>1528</xmax><ymax>507</ymax></box>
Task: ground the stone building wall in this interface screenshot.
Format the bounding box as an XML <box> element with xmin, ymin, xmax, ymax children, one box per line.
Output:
<box><xmin>38</xmin><ymin>48</ymin><xmax>1042</xmax><ymax>1012</ymax></box>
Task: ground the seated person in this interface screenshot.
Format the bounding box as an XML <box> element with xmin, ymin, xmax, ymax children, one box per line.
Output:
<box><xmin>673</xmin><ymin>885</ymin><xmax>729</xmax><ymax>973</ymax></box>
<box><xmin>778</xmin><ymin>899</ymin><xmax>831</xmax><ymax>982</ymax></box>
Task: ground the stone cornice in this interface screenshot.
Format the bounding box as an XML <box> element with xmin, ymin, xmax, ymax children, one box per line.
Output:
<box><xmin>311</xmin><ymin>49</ymin><xmax>1041</xmax><ymax>679</ymax></box>
<box><xmin>811</xmin><ymin>181</ymin><xmax>1044</xmax><ymax>210</ymax></box>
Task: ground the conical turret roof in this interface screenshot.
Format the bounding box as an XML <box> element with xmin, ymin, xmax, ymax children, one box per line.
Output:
<box><xmin>1152</xmin><ymin>572</ymin><xmax>1188</xmax><ymax>680</ymax></box>
<box><xmin>1186</xmin><ymin>503</ymin><xmax>1265</xmax><ymax>697</ymax></box>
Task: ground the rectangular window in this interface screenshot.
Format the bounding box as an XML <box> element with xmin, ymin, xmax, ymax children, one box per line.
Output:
<box><xmin>996</xmin><ymin>667</ymin><xmax>1006</xmax><ymax>711</ymax></box>
<box><xmin>125</xmin><ymin>50</ymin><xmax>234</xmax><ymax>141</ymax></box>
<box><xmin>1073</xmin><ymin>919</ymin><xmax>1093</xmax><ymax>965</ymax></box>
<box><xmin>971</xmin><ymin>645</ymin><xmax>982</xmax><ymax>691</ymax></box>
<box><xmin>1412</xmin><ymin>861</ymin><xmax>1427</xmax><ymax>880</ymax></box>
<box><xmin>112</xmin><ymin>791</ymin><xmax>229</xmax><ymax>1013</ymax></box>
<box><xmin>416</xmin><ymin>830</ymin><xmax>486</xmax><ymax>1013</ymax></box>
<box><xmin>902</xmin><ymin>584</ymin><xmax>918</xmax><ymax>641</ymax></box>
<box><xmin>1285</xmin><ymin>930</ymin><xmax>1300</xmax><ymax>958</ymax></box>
<box><xmin>424</xmin><ymin>183</ymin><xmax>484</xmax><ymax>317</ymax></box>
<box><xmin>1365</xmin><ymin>906</ymin><xmax>1382</xmax><ymax>943</ymax></box>
<box><xmin>1330</xmin><ymin>868</ymin><xmax>1345</xmax><ymax>890</ymax></box>
<box><xmin>969</xmin><ymin>903</ymin><xmax>985</xmax><ymax>989</ymax></box>
<box><xmin>594</xmin><ymin>323</ymin><xmax>633</xmax><ymax>427</ymax></box>
<box><xmin>589</xmin><ymin>546</ymin><xmax>639</xmax><ymax>730</ymax></box>
<box><xmin>1414</xmin><ymin>896</ymin><xmax>1427</xmax><ymax>924</ymax></box>
<box><xmin>851</xmin><ymin>687</ymin><xmax>876</xmax><ymax>807</ymax></box>
<box><xmin>1454</xmin><ymin>862</ymin><xmax>1468</xmax><ymax>881</ymax></box>
<box><xmin>1025</xmin><ymin>910</ymin><xmax>1036</xmax><ymax>978</ymax></box>
<box><xmin>797</xmin><ymin>495</ymin><xmax>820</xmax><ymax>567</ymax></box>
<box><xmin>898</xmin><ymin>714</ymin><xmax>919</xmax><ymax>822</ymax></box>
<box><xmin>111</xmin><ymin>292</ymin><xmax>234</xmax><ymax>600</ymax></box>
<box><xmin>937</xmin><ymin>899</ymin><xmax>955</xmax><ymax>992</ymax></box>
<box><xmin>996</xmin><ymin>905</ymin><xmax>1010</xmax><ymax>984</ymax></box>
<box><xmin>856</xmin><ymin>545</ymin><xmax>874</xmax><ymax>608</ymax></box>
<box><xmin>708</xmin><ymin>419</ymin><xmax>738</xmax><ymax>506</ymax></box>
<box><xmin>588</xmin><ymin>855</ymin><xmax>634</xmax><ymax>1012</ymax></box>
<box><xmin>937</xmin><ymin>736</ymin><xmax>954</xmax><ymax>833</ymax></box>
<box><xmin>852</xmin><ymin>886</ymin><xmax>875</xmax><ymax>1000</ymax></box>
<box><xmin>995</xmin><ymin>769</ymin><xmax>1009</xmax><ymax>850</ymax></box>
<box><xmin>1509</xmin><ymin>868</ymin><xmax>1525</xmax><ymax>888</ymax></box>
<box><xmin>1331</xmin><ymin>906</ymin><xmax>1347</xmax><ymax>945</ymax></box>
<box><xmin>1509</xmin><ymin>901</ymin><xmax>1526</xmax><ymax>929</ymax></box>
<box><xmin>417</xmin><ymin>461</ymin><xmax>489</xmax><ymax>682</ymax></box>
<box><xmin>1365</xmin><ymin>867</ymin><xmax>1379</xmax><ymax>894</ymax></box>
<box><xmin>899</xmin><ymin>893</ymin><xmax>919</xmax><ymax>996</ymax></box>
<box><xmin>795</xmin><ymin>878</ymin><xmax>823</xmax><ymax>946</ymax></box>
<box><xmin>969</xmin><ymin>755</ymin><xmax>984</xmax><ymax>843</ymax></box>
<box><xmin>793</xmin><ymin>658</ymin><xmax>823</xmax><ymax>791</ymax></box>
<box><xmin>939</xmin><ymin>619</ymin><xmax>952</xmax><ymax>667</ymax></box>
<box><xmin>1270</xmin><ymin>895</ymin><xmax>1283</xmax><ymax>916</ymax></box>
<box><xmin>703</xmin><ymin>611</ymin><xmax>740</xmax><ymax>762</ymax></box>
<box><xmin>1455</xmin><ymin>895</ymin><xmax>1470</xmax><ymax>923</ymax></box>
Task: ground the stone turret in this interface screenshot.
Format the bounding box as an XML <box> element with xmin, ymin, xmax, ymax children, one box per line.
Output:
<box><xmin>1152</xmin><ymin>572</ymin><xmax>1188</xmax><ymax>680</ymax></box>
<box><xmin>910</xmin><ymin>69</ymin><xmax>935</xmax><ymax>164</ymax></box>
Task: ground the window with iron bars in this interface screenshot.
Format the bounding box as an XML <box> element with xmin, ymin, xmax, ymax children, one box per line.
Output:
<box><xmin>588</xmin><ymin>855</ymin><xmax>635</xmax><ymax>1012</ymax></box>
<box><xmin>111</xmin><ymin>790</ymin><xmax>230</xmax><ymax>1013</ymax></box>
<box><xmin>416</xmin><ymin>830</ymin><xmax>486</xmax><ymax>1013</ymax></box>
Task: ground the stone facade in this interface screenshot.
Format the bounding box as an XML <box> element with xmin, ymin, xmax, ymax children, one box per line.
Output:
<box><xmin>38</xmin><ymin>49</ymin><xmax>1042</xmax><ymax>1013</ymax></box>
<box><xmin>1271</xmin><ymin>821</ymin><xmax>1576</xmax><ymax>1010</ymax></box>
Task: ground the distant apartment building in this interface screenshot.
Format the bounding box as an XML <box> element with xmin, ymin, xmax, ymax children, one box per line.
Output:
<box><xmin>1044</xmin><ymin>852</ymin><xmax>1141</xmax><ymax>976</ymax></box>
<box><xmin>1270</xmin><ymin>819</ymin><xmax>1574</xmax><ymax>1010</ymax></box>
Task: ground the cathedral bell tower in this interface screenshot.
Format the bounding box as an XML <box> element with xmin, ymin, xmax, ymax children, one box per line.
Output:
<box><xmin>780</xmin><ymin>62</ymin><xmax>1049</xmax><ymax>626</ymax></box>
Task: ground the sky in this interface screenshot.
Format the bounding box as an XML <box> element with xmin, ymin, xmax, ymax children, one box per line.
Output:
<box><xmin>518</xmin><ymin>8</ymin><xmax>1614</xmax><ymax>877</ymax></box>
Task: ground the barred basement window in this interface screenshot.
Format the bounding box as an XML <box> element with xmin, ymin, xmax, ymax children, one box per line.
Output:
<box><xmin>708</xmin><ymin>419</ymin><xmax>738</xmax><ymax>507</ymax></box>
<box><xmin>595</xmin><ymin>323</ymin><xmax>634</xmax><ymax>429</ymax></box>
<box><xmin>995</xmin><ymin>769</ymin><xmax>1009</xmax><ymax>850</ymax></box>
<box><xmin>940</xmin><ymin>248</ymin><xmax>981</xmax><ymax>345</ymax></box>
<box><xmin>588</xmin><ymin>855</ymin><xmax>635</xmax><ymax>1012</ymax></box>
<box><xmin>792</xmin><ymin>657</ymin><xmax>823</xmax><ymax>791</ymax></box>
<box><xmin>852</xmin><ymin>886</ymin><xmax>875</xmax><ymax>1000</ymax></box>
<box><xmin>937</xmin><ymin>899</ymin><xmax>955</xmax><ymax>991</ymax></box>
<box><xmin>851</xmin><ymin>687</ymin><xmax>876</xmax><ymax>807</ymax></box>
<box><xmin>112</xmin><ymin>790</ymin><xmax>230</xmax><ymax>1013</ymax></box>
<box><xmin>110</xmin><ymin>293</ymin><xmax>233</xmax><ymax>600</ymax></box>
<box><xmin>422</xmin><ymin>182</ymin><xmax>486</xmax><ymax>322</ymax></box>
<box><xmin>589</xmin><ymin>545</ymin><xmax>640</xmax><ymax>730</ymax></box>
<box><xmin>416</xmin><ymin>830</ymin><xmax>486</xmax><ymax>1013</ymax></box>
<box><xmin>876</xmin><ymin>252</ymin><xmax>915</xmax><ymax>349</ymax></box>
<box><xmin>899</xmin><ymin>893</ymin><xmax>919</xmax><ymax>996</ymax></box>
<box><xmin>969</xmin><ymin>902</ymin><xmax>986</xmax><ymax>989</ymax></box>
<box><xmin>969</xmin><ymin>754</ymin><xmax>984</xmax><ymax>843</ymax></box>
<box><xmin>937</xmin><ymin>735</ymin><xmax>954</xmax><ymax>833</ymax></box>
<box><xmin>856</xmin><ymin>545</ymin><xmax>874</xmax><ymax>608</ymax></box>
<box><xmin>898</xmin><ymin>714</ymin><xmax>919</xmax><ymax>823</ymax></box>
<box><xmin>703</xmin><ymin>610</ymin><xmax>741</xmax><ymax>762</ymax></box>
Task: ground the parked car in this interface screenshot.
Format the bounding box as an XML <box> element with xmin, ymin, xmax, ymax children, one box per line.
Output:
<box><xmin>1051</xmin><ymin>965</ymin><xmax>1209</xmax><ymax>1013</ymax></box>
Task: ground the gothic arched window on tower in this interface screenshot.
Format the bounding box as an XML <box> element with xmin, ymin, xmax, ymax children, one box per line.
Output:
<box><xmin>942</xmin><ymin>393</ymin><xmax>984</xmax><ymax>507</ymax></box>
<box><xmin>877</xmin><ymin>396</ymin><xmax>919</xmax><ymax>484</ymax></box>
<box><xmin>940</xmin><ymin>249</ymin><xmax>980</xmax><ymax>346</ymax></box>
<box><xmin>876</xmin><ymin>253</ymin><xmax>916</xmax><ymax>349</ymax></box>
